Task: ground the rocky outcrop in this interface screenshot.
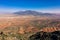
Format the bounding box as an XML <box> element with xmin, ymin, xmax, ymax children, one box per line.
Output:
<box><xmin>40</xmin><ymin>27</ymin><xmax>60</xmax><ymax>32</ymax></box>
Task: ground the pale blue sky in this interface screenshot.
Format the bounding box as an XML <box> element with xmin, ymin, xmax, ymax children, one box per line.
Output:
<box><xmin>0</xmin><ymin>0</ymin><xmax>60</xmax><ymax>13</ymax></box>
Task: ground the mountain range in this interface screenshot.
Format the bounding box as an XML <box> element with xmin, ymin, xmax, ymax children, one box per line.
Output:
<box><xmin>14</xmin><ymin>10</ymin><xmax>54</xmax><ymax>16</ymax></box>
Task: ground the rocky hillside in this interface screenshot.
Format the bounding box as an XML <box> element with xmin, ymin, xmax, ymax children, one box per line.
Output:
<box><xmin>29</xmin><ymin>31</ymin><xmax>60</xmax><ymax>40</ymax></box>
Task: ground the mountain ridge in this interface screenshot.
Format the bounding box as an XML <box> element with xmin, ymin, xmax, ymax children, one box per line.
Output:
<box><xmin>14</xmin><ymin>10</ymin><xmax>54</xmax><ymax>16</ymax></box>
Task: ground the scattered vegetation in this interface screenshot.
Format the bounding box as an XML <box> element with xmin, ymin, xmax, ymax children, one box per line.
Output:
<box><xmin>29</xmin><ymin>31</ymin><xmax>60</xmax><ymax>40</ymax></box>
<box><xmin>0</xmin><ymin>16</ymin><xmax>60</xmax><ymax>40</ymax></box>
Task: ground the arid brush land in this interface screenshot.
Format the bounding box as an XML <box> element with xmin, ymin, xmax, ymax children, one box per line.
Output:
<box><xmin>0</xmin><ymin>10</ymin><xmax>60</xmax><ymax>40</ymax></box>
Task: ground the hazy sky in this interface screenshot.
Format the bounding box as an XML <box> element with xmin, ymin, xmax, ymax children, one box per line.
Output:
<box><xmin>0</xmin><ymin>0</ymin><xmax>60</xmax><ymax>13</ymax></box>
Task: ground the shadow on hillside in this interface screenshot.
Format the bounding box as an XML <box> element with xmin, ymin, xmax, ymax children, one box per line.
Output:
<box><xmin>29</xmin><ymin>31</ymin><xmax>60</xmax><ymax>40</ymax></box>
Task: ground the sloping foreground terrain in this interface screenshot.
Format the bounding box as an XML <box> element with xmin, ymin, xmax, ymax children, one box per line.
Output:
<box><xmin>29</xmin><ymin>31</ymin><xmax>60</xmax><ymax>40</ymax></box>
<box><xmin>0</xmin><ymin>30</ymin><xmax>60</xmax><ymax>40</ymax></box>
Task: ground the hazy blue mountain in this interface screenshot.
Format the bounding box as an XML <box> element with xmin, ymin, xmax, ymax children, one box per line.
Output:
<box><xmin>14</xmin><ymin>10</ymin><xmax>54</xmax><ymax>16</ymax></box>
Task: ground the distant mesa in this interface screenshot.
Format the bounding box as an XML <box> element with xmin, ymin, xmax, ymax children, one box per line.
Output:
<box><xmin>14</xmin><ymin>10</ymin><xmax>54</xmax><ymax>16</ymax></box>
